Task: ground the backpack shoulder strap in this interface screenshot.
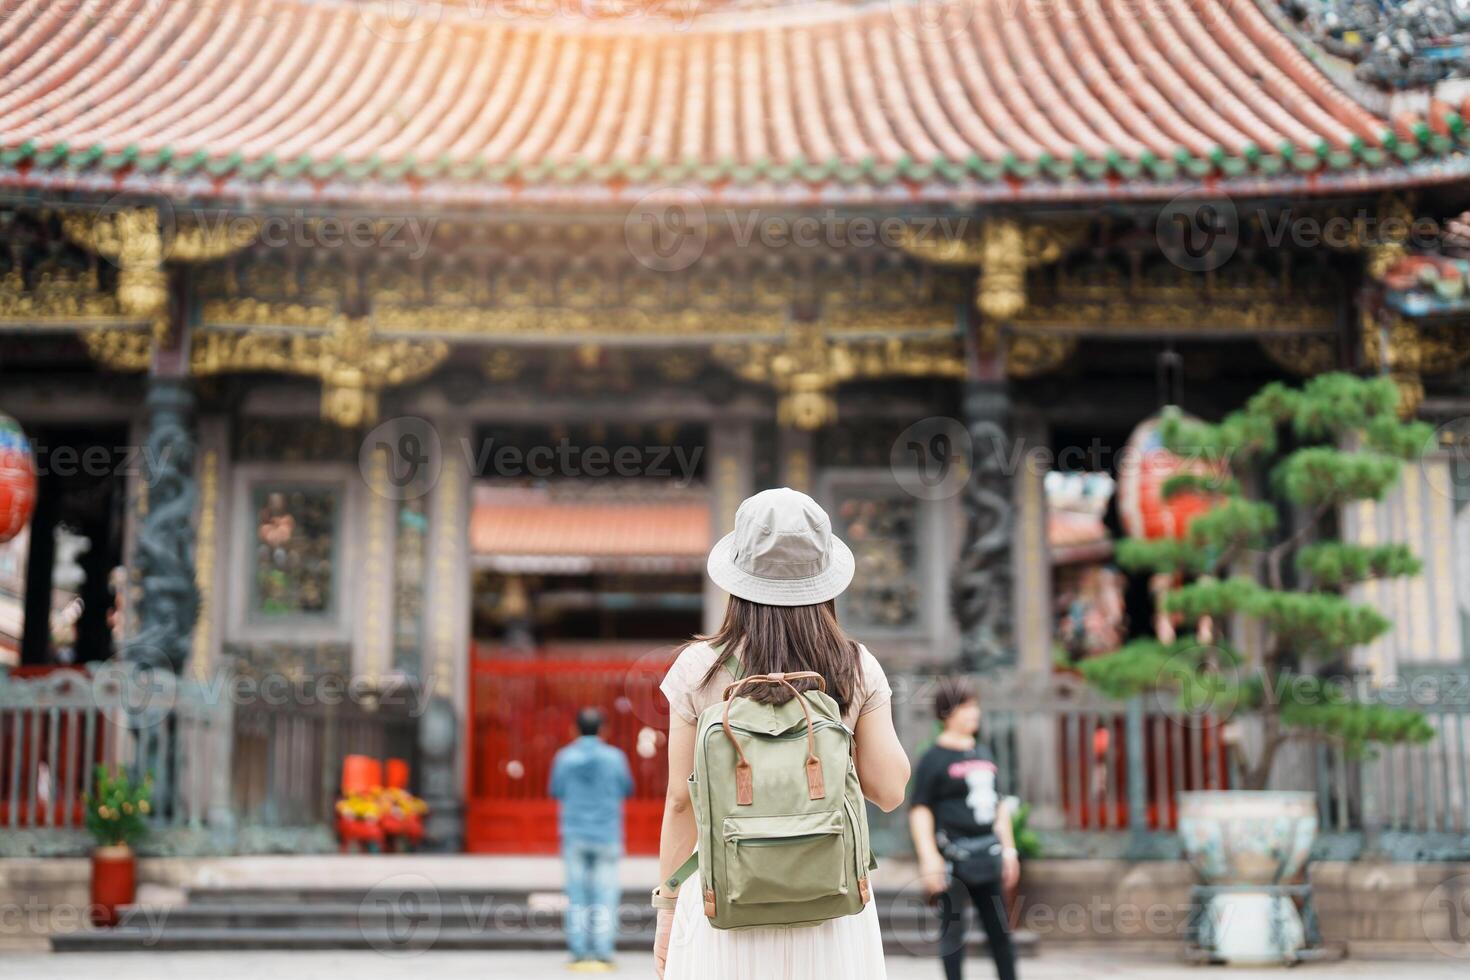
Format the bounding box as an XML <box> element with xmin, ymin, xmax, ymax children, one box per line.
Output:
<box><xmin>665</xmin><ymin>852</ymin><xmax>700</xmax><ymax>893</ymax></box>
<box><xmin>662</xmin><ymin>643</ymin><xmax>739</xmax><ymax>895</ymax></box>
<box><xmin>713</xmin><ymin>642</ymin><xmax>743</xmax><ymax>681</ymax></box>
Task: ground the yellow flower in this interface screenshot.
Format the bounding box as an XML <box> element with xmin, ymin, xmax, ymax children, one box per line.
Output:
<box><xmin>138</xmin><ymin>800</ymin><xmax>150</xmax><ymax>815</ymax></box>
<box><xmin>122</xmin><ymin>802</ymin><xmax>134</xmax><ymax>815</ymax></box>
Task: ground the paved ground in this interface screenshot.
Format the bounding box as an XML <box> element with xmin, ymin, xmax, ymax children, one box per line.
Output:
<box><xmin>6</xmin><ymin>949</ymin><xmax>1468</xmax><ymax>979</ymax></box>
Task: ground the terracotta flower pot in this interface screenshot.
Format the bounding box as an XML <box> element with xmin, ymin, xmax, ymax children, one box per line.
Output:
<box><xmin>90</xmin><ymin>843</ymin><xmax>136</xmax><ymax>927</ymax></box>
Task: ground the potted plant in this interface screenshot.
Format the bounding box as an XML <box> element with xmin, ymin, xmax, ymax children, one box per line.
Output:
<box><xmin>1078</xmin><ymin>373</ymin><xmax>1436</xmax><ymax>964</ymax></box>
<box><xmin>83</xmin><ymin>765</ymin><xmax>151</xmax><ymax>927</ymax></box>
<box><xmin>334</xmin><ymin>789</ymin><xmax>385</xmax><ymax>852</ymax></box>
<box><xmin>1001</xmin><ymin>796</ymin><xmax>1042</xmax><ymax>929</ymax></box>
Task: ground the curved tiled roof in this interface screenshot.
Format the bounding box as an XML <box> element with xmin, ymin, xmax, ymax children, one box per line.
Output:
<box><xmin>0</xmin><ymin>0</ymin><xmax>1467</xmax><ymax>207</ymax></box>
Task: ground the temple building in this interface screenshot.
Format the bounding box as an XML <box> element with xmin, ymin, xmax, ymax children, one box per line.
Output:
<box><xmin>0</xmin><ymin>0</ymin><xmax>1467</xmax><ymax>857</ymax></box>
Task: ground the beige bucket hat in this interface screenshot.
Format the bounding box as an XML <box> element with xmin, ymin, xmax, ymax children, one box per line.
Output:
<box><xmin>706</xmin><ymin>487</ymin><xmax>855</xmax><ymax>606</ymax></box>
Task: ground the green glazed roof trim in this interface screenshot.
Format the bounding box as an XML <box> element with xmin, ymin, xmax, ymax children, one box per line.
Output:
<box><xmin>1</xmin><ymin>126</ymin><xmax>1465</xmax><ymax>189</ymax></box>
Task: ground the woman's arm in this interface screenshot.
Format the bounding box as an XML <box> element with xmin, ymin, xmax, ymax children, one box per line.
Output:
<box><xmin>654</xmin><ymin>714</ymin><xmax>697</xmax><ymax>979</ymax></box>
<box><xmin>854</xmin><ymin>701</ymin><xmax>910</xmax><ymax>812</ymax></box>
<box><xmin>995</xmin><ymin>796</ymin><xmax>1021</xmax><ymax>889</ymax></box>
<box><xmin>656</xmin><ymin>714</ymin><xmax>698</xmax><ymax>886</ymax></box>
<box><xmin>908</xmin><ymin>802</ymin><xmax>948</xmax><ymax>896</ymax></box>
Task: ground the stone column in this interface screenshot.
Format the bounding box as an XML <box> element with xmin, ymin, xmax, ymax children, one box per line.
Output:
<box><xmin>123</xmin><ymin>378</ymin><xmax>199</xmax><ymax>674</ymax></box>
<box><xmin>420</xmin><ymin>419</ymin><xmax>471</xmax><ymax>851</ymax></box>
<box><xmin>951</xmin><ymin>380</ymin><xmax>1015</xmax><ymax>672</ymax></box>
<box><xmin>1012</xmin><ymin>408</ymin><xmax>1051</xmax><ymax>672</ymax></box>
<box><xmin>704</xmin><ymin>420</ymin><xmax>754</xmax><ymax>634</ymax></box>
<box><xmin>777</xmin><ymin>425</ymin><xmax>814</xmax><ymax>493</ymax></box>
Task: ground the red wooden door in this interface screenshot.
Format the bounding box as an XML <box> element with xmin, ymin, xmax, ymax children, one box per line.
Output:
<box><xmin>465</xmin><ymin>649</ymin><xmax>674</xmax><ymax>854</ymax></box>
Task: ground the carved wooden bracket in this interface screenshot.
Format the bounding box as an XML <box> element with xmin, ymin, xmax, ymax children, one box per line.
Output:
<box><xmin>713</xmin><ymin>325</ymin><xmax>965</xmax><ymax>430</ymax></box>
<box><xmin>898</xmin><ymin>217</ymin><xmax>1086</xmax><ymax>376</ymax></box>
<box><xmin>191</xmin><ymin>317</ymin><xmax>449</xmax><ymax>427</ymax></box>
<box><xmin>1362</xmin><ymin>307</ymin><xmax>1470</xmax><ymax>418</ymax></box>
<box><xmin>61</xmin><ymin>206</ymin><xmax>258</xmax><ymax>357</ymax></box>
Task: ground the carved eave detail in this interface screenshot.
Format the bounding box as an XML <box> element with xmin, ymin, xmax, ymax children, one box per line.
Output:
<box><xmin>0</xmin><ymin>265</ymin><xmax>130</xmax><ymax>325</ymax></box>
<box><xmin>713</xmin><ymin>325</ymin><xmax>965</xmax><ymax>430</ymax></box>
<box><xmin>900</xmin><ymin>217</ymin><xmax>1090</xmax><ymax>377</ymax></box>
<box><xmin>192</xmin><ymin>320</ymin><xmax>448</xmax><ymax>428</ymax></box>
<box><xmin>1362</xmin><ymin>309</ymin><xmax>1470</xmax><ymax>417</ymax></box>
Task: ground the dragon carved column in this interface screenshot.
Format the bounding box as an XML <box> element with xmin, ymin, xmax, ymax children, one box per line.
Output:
<box><xmin>952</xmin><ymin>380</ymin><xmax>1015</xmax><ymax>671</ymax></box>
<box><xmin>123</xmin><ymin>378</ymin><xmax>199</xmax><ymax>675</ymax></box>
<box><xmin>951</xmin><ymin>219</ymin><xmax>1030</xmax><ymax>672</ymax></box>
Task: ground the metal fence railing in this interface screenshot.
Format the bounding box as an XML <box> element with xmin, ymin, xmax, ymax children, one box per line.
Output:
<box><xmin>0</xmin><ymin>665</ymin><xmax>417</xmax><ymax>856</ymax></box>
<box><xmin>886</xmin><ymin>670</ymin><xmax>1470</xmax><ymax>860</ymax></box>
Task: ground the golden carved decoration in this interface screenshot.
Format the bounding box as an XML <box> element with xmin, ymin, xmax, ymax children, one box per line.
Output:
<box><xmin>901</xmin><ymin>218</ymin><xmax>1087</xmax><ymax>371</ymax></box>
<box><xmin>1010</xmin><ymin>294</ymin><xmax>1337</xmax><ymax>334</ymax></box>
<box><xmin>1359</xmin><ymin>193</ymin><xmax>1417</xmax><ymax>282</ymax></box>
<box><xmin>202</xmin><ymin>297</ymin><xmax>344</xmax><ymax>330</ymax></box>
<box><xmin>170</xmin><ymin>216</ymin><xmax>259</xmax><ymax>263</ymax></box>
<box><xmin>192</xmin><ymin>319</ymin><xmax>449</xmax><ymax>427</ymax></box>
<box><xmin>1259</xmin><ymin>335</ymin><xmax>1340</xmax><ymax>376</ymax></box>
<box><xmin>0</xmin><ymin>265</ymin><xmax>125</xmax><ymax>322</ymax></box>
<box><xmin>655</xmin><ymin>351</ymin><xmax>702</xmax><ymax>383</ymax></box>
<box><xmin>80</xmin><ymin>327</ymin><xmax>153</xmax><ymax>370</ymax></box>
<box><xmin>895</xmin><ymin>218</ymin><xmax>1085</xmax><ymax>270</ymax></box>
<box><xmin>714</xmin><ymin>328</ymin><xmax>965</xmax><ymax>430</ymax></box>
<box><xmin>60</xmin><ymin>208</ymin><xmax>168</xmax><ymax>336</ymax></box>
<box><xmin>373</xmin><ymin>303</ymin><xmax>791</xmax><ymax>339</ymax></box>
<box><xmin>1358</xmin><ymin>309</ymin><xmax>1470</xmax><ymax>417</ymax></box>
<box><xmin>483</xmin><ymin>349</ymin><xmax>526</xmax><ymax>382</ymax></box>
<box><xmin>1005</xmin><ymin>334</ymin><xmax>1078</xmax><ymax>378</ymax></box>
<box><xmin>977</xmin><ymin>219</ymin><xmax>1029</xmax><ymax>321</ymax></box>
<box><xmin>191</xmin><ymin>449</ymin><xmax>219</xmax><ymax>681</ymax></box>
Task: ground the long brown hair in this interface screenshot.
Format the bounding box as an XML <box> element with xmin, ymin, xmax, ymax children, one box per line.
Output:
<box><xmin>695</xmin><ymin>596</ymin><xmax>862</xmax><ymax>716</ymax></box>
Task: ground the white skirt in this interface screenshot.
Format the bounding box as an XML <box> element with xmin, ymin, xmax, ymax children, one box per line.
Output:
<box><xmin>663</xmin><ymin>871</ymin><xmax>888</xmax><ymax>980</ymax></box>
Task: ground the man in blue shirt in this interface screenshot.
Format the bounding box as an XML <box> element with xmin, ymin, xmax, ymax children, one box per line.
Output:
<box><xmin>549</xmin><ymin>707</ymin><xmax>633</xmax><ymax>971</ymax></box>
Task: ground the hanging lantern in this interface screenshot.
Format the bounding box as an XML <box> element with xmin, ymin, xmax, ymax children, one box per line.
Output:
<box><xmin>0</xmin><ymin>414</ymin><xmax>36</xmax><ymax>543</ymax></box>
<box><xmin>1117</xmin><ymin>412</ymin><xmax>1223</xmax><ymax>542</ymax></box>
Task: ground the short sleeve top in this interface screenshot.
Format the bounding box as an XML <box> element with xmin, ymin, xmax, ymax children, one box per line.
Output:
<box><xmin>658</xmin><ymin>639</ymin><xmax>892</xmax><ymax>728</ymax></box>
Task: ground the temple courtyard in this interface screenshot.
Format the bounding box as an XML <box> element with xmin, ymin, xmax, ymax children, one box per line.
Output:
<box><xmin>6</xmin><ymin>949</ymin><xmax>1466</xmax><ymax>979</ymax></box>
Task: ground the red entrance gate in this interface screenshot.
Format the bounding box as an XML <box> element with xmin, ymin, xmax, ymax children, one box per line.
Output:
<box><xmin>465</xmin><ymin>647</ymin><xmax>675</xmax><ymax>854</ymax></box>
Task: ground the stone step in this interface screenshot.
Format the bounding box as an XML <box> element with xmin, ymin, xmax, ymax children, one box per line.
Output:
<box><xmin>53</xmin><ymin>923</ymin><xmax>1037</xmax><ymax>956</ymax></box>
<box><xmin>55</xmin><ymin>883</ymin><xmax>1040</xmax><ymax>955</ymax></box>
<box><xmin>177</xmin><ymin>884</ymin><xmax>994</xmax><ymax>930</ymax></box>
<box><xmin>115</xmin><ymin>901</ymin><xmax>661</xmax><ymax>931</ymax></box>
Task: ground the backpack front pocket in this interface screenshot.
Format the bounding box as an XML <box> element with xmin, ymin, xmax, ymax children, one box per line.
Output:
<box><xmin>722</xmin><ymin>810</ymin><xmax>848</xmax><ymax>905</ymax></box>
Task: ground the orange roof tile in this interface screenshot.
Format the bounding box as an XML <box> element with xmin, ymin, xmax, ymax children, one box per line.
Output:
<box><xmin>470</xmin><ymin>499</ymin><xmax>710</xmax><ymax>563</ymax></box>
<box><xmin>0</xmin><ymin>0</ymin><xmax>1466</xmax><ymax>206</ymax></box>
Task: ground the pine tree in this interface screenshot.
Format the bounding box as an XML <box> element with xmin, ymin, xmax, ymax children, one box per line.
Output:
<box><xmin>1080</xmin><ymin>373</ymin><xmax>1436</xmax><ymax>790</ymax></box>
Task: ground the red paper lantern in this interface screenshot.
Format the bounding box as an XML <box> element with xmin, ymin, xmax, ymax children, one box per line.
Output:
<box><xmin>1117</xmin><ymin>413</ymin><xmax>1223</xmax><ymax>542</ymax></box>
<box><xmin>0</xmin><ymin>414</ymin><xmax>36</xmax><ymax>544</ymax></box>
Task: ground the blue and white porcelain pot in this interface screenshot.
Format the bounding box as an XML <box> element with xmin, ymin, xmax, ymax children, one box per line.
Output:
<box><xmin>1178</xmin><ymin>790</ymin><xmax>1318</xmax><ymax>965</ymax></box>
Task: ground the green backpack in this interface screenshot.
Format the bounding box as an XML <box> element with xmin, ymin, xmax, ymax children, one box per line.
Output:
<box><xmin>667</xmin><ymin>655</ymin><xmax>873</xmax><ymax>930</ymax></box>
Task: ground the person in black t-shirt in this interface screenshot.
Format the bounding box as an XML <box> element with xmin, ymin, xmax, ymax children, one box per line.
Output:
<box><xmin>909</xmin><ymin>678</ymin><xmax>1018</xmax><ymax>980</ymax></box>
